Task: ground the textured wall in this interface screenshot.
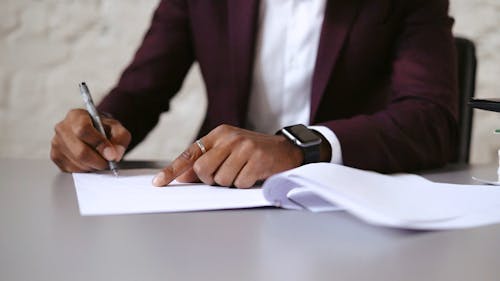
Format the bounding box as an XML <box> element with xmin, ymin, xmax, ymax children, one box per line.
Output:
<box><xmin>0</xmin><ymin>0</ymin><xmax>499</xmax><ymax>164</ymax></box>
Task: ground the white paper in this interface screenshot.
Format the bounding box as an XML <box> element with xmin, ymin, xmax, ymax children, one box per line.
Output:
<box><xmin>73</xmin><ymin>164</ymin><xmax>500</xmax><ymax>230</ymax></box>
<box><xmin>287</xmin><ymin>188</ymin><xmax>341</xmax><ymax>212</ymax></box>
<box><xmin>263</xmin><ymin>163</ymin><xmax>500</xmax><ymax>229</ymax></box>
<box><xmin>73</xmin><ymin>169</ymin><xmax>270</xmax><ymax>216</ymax></box>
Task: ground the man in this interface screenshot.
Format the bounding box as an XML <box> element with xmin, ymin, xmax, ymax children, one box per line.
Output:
<box><xmin>50</xmin><ymin>0</ymin><xmax>458</xmax><ymax>188</ymax></box>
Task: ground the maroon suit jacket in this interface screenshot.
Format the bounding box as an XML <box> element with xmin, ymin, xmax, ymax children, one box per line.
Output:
<box><xmin>98</xmin><ymin>0</ymin><xmax>458</xmax><ymax>173</ymax></box>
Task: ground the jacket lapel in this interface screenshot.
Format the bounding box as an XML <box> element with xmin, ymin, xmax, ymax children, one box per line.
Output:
<box><xmin>227</xmin><ymin>0</ymin><xmax>260</xmax><ymax>125</ymax></box>
<box><xmin>310</xmin><ymin>0</ymin><xmax>361</xmax><ymax>121</ymax></box>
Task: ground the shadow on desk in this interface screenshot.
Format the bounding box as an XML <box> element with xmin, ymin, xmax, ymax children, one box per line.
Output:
<box><xmin>118</xmin><ymin>160</ymin><xmax>168</xmax><ymax>170</ymax></box>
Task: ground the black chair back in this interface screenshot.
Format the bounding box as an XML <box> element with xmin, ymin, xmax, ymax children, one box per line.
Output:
<box><xmin>454</xmin><ymin>37</ymin><xmax>477</xmax><ymax>164</ymax></box>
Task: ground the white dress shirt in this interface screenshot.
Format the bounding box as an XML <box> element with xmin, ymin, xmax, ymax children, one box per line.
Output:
<box><xmin>246</xmin><ymin>0</ymin><xmax>343</xmax><ymax>164</ymax></box>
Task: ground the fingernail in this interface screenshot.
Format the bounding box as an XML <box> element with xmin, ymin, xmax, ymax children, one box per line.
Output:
<box><xmin>153</xmin><ymin>172</ymin><xmax>165</xmax><ymax>187</ymax></box>
<box><xmin>103</xmin><ymin>147</ymin><xmax>115</xmax><ymax>161</ymax></box>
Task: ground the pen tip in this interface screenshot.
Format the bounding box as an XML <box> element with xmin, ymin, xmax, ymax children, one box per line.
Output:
<box><xmin>112</xmin><ymin>169</ymin><xmax>119</xmax><ymax>177</ymax></box>
<box><xmin>79</xmin><ymin>82</ymin><xmax>89</xmax><ymax>91</ymax></box>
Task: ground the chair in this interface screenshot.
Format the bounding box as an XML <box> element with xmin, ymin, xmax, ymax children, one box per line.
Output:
<box><xmin>454</xmin><ymin>37</ymin><xmax>477</xmax><ymax>164</ymax></box>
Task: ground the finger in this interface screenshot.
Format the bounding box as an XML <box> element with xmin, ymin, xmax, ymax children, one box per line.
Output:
<box><xmin>55</xmin><ymin>126</ymin><xmax>109</xmax><ymax>171</ymax></box>
<box><xmin>233</xmin><ymin>160</ymin><xmax>262</xmax><ymax>189</ymax></box>
<box><xmin>193</xmin><ymin>147</ymin><xmax>230</xmax><ymax>185</ymax></box>
<box><xmin>102</xmin><ymin>118</ymin><xmax>131</xmax><ymax>161</ymax></box>
<box><xmin>152</xmin><ymin>141</ymin><xmax>207</xmax><ymax>187</ymax></box>
<box><xmin>51</xmin><ymin>136</ymin><xmax>96</xmax><ymax>171</ymax></box>
<box><xmin>212</xmin><ymin>152</ymin><xmax>247</xmax><ymax>187</ymax></box>
<box><xmin>70</xmin><ymin>115</ymin><xmax>117</xmax><ymax>161</ymax></box>
<box><xmin>56</xmin><ymin>152</ymin><xmax>90</xmax><ymax>173</ymax></box>
<box><xmin>176</xmin><ymin>168</ymin><xmax>200</xmax><ymax>183</ymax></box>
<box><xmin>64</xmin><ymin>139</ymin><xmax>108</xmax><ymax>171</ymax></box>
<box><xmin>152</xmin><ymin>125</ymin><xmax>230</xmax><ymax>187</ymax></box>
<box><xmin>50</xmin><ymin>142</ymin><xmax>93</xmax><ymax>173</ymax></box>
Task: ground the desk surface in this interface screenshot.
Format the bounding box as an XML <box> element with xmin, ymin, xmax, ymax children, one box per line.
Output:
<box><xmin>1</xmin><ymin>159</ymin><xmax>499</xmax><ymax>281</ymax></box>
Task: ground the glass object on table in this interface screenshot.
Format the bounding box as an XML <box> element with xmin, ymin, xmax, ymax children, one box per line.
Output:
<box><xmin>470</xmin><ymin>98</ymin><xmax>500</xmax><ymax>185</ymax></box>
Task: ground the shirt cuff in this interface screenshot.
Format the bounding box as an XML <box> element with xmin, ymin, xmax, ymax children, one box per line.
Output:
<box><xmin>308</xmin><ymin>125</ymin><xmax>343</xmax><ymax>165</ymax></box>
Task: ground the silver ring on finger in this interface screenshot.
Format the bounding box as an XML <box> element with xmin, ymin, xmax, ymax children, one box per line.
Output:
<box><xmin>195</xmin><ymin>139</ymin><xmax>207</xmax><ymax>154</ymax></box>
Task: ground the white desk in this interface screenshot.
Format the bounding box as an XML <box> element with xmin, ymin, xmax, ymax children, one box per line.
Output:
<box><xmin>1</xmin><ymin>159</ymin><xmax>499</xmax><ymax>281</ymax></box>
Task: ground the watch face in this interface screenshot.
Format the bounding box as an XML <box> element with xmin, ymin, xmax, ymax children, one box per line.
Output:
<box><xmin>284</xmin><ymin>125</ymin><xmax>322</xmax><ymax>146</ymax></box>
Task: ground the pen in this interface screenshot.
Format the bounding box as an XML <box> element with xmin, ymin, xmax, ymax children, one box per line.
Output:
<box><xmin>78</xmin><ymin>82</ymin><xmax>119</xmax><ymax>176</ymax></box>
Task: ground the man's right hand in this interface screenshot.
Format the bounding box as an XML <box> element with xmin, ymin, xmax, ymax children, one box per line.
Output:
<box><xmin>50</xmin><ymin>109</ymin><xmax>131</xmax><ymax>173</ymax></box>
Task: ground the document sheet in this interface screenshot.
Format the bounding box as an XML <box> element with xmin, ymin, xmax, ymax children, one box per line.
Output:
<box><xmin>73</xmin><ymin>169</ymin><xmax>270</xmax><ymax>215</ymax></box>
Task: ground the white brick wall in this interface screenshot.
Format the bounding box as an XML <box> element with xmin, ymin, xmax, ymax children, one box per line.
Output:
<box><xmin>0</xmin><ymin>0</ymin><xmax>498</xmax><ymax>164</ymax></box>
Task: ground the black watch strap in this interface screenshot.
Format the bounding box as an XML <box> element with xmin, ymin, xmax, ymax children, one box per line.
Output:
<box><xmin>277</xmin><ymin>125</ymin><xmax>322</xmax><ymax>165</ymax></box>
<box><xmin>301</xmin><ymin>142</ymin><xmax>321</xmax><ymax>164</ymax></box>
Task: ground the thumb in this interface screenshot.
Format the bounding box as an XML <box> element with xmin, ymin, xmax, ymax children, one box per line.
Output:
<box><xmin>102</xmin><ymin>118</ymin><xmax>131</xmax><ymax>161</ymax></box>
<box><xmin>96</xmin><ymin>140</ymin><xmax>125</xmax><ymax>161</ymax></box>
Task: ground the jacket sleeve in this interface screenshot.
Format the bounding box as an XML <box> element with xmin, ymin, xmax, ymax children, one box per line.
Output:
<box><xmin>319</xmin><ymin>0</ymin><xmax>458</xmax><ymax>173</ymax></box>
<box><xmin>98</xmin><ymin>0</ymin><xmax>194</xmax><ymax>150</ymax></box>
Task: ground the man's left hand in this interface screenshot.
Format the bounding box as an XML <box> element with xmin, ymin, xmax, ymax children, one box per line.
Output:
<box><xmin>152</xmin><ymin>124</ymin><xmax>303</xmax><ymax>188</ymax></box>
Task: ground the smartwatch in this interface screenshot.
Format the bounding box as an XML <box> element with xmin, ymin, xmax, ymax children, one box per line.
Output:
<box><xmin>278</xmin><ymin>124</ymin><xmax>322</xmax><ymax>165</ymax></box>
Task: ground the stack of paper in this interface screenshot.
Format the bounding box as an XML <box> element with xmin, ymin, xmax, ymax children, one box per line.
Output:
<box><xmin>263</xmin><ymin>163</ymin><xmax>500</xmax><ymax>229</ymax></box>
<box><xmin>73</xmin><ymin>164</ymin><xmax>500</xmax><ymax>230</ymax></box>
